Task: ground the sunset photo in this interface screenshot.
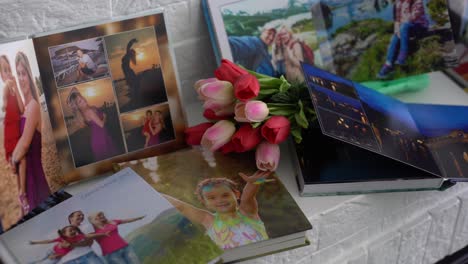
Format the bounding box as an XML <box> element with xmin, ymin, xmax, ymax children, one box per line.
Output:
<box><xmin>105</xmin><ymin>27</ymin><xmax>168</xmax><ymax>113</ymax></box>
<box><xmin>120</xmin><ymin>103</ymin><xmax>174</xmax><ymax>152</ymax></box>
<box><xmin>58</xmin><ymin>78</ymin><xmax>125</xmax><ymax>167</ymax></box>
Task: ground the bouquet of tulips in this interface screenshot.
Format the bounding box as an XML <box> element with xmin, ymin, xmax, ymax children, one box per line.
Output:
<box><xmin>185</xmin><ymin>59</ymin><xmax>315</xmax><ymax>171</ymax></box>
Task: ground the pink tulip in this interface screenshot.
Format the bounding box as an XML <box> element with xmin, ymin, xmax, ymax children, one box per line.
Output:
<box><xmin>255</xmin><ymin>141</ymin><xmax>280</xmax><ymax>171</ymax></box>
<box><xmin>234</xmin><ymin>102</ymin><xmax>249</xmax><ymax>122</ymax></box>
<box><xmin>245</xmin><ymin>101</ymin><xmax>269</xmax><ymax>122</ymax></box>
<box><xmin>203</xmin><ymin>100</ymin><xmax>235</xmax><ymax>116</ymax></box>
<box><xmin>201</xmin><ymin>120</ymin><xmax>236</xmax><ymax>151</ymax></box>
<box><xmin>234</xmin><ymin>101</ymin><xmax>269</xmax><ymax>123</ymax></box>
<box><xmin>198</xmin><ymin>80</ymin><xmax>234</xmax><ymax>104</ymax></box>
<box><xmin>194</xmin><ymin>78</ymin><xmax>218</xmax><ymax>95</ymax></box>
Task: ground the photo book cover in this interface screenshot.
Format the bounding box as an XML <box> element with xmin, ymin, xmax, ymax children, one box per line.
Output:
<box><xmin>0</xmin><ymin>168</ymin><xmax>222</xmax><ymax>264</ymax></box>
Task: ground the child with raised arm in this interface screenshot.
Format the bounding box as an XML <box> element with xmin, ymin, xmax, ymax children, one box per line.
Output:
<box><xmin>29</xmin><ymin>225</ymin><xmax>110</xmax><ymax>263</ymax></box>
<box><xmin>163</xmin><ymin>170</ymin><xmax>272</xmax><ymax>250</ymax></box>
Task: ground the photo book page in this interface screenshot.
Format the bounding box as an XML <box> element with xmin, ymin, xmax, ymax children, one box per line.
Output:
<box><xmin>301</xmin><ymin>62</ymin><xmax>468</xmax><ymax>180</ymax></box>
<box><xmin>0</xmin><ymin>10</ymin><xmax>187</xmax><ymax>234</ymax></box>
<box><xmin>205</xmin><ymin>0</ymin><xmax>457</xmax><ymax>82</ymax></box>
<box><xmin>0</xmin><ymin>168</ymin><xmax>222</xmax><ymax>264</ymax></box>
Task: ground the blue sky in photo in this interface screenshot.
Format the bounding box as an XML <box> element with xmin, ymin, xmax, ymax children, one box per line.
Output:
<box><xmin>407</xmin><ymin>104</ymin><xmax>468</xmax><ymax>137</ymax></box>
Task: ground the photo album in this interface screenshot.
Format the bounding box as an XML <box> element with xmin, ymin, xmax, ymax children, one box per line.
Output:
<box><xmin>0</xmin><ymin>168</ymin><xmax>223</xmax><ymax>264</ymax></box>
<box><xmin>0</xmin><ymin>12</ymin><xmax>187</xmax><ymax>233</ymax></box>
<box><xmin>203</xmin><ymin>0</ymin><xmax>458</xmax><ymax>82</ymax></box>
<box><xmin>446</xmin><ymin>0</ymin><xmax>468</xmax><ymax>89</ymax></box>
<box><xmin>295</xmin><ymin>62</ymin><xmax>467</xmax><ymax>195</ymax></box>
<box><xmin>0</xmin><ymin>9</ymin><xmax>313</xmax><ymax>264</ymax></box>
<box><xmin>117</xmin><ymin>147</ymin><xmax>312</xmax><ymax>263</ymax></box>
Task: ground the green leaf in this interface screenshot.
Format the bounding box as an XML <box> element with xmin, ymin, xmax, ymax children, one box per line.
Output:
<box><xmin>251</xmin><ymin>122</ymin><xmax>262</xmax><ymax>128</ymax></box>
<box><xmin>269</xmin><ymin>109</ymin><xmax>297</xmax><ymax>116</ymax></box>
<box><xmin>279</xmin><ymin>76</ymin><xmax>291</xmax><ymax>92</ymax></box>
<box><xmin>290</xmin><ymin>128</ymin><xmax>302</xmax><ymax>143</ymax></box>
<box><xmin>294</xmin><ymin>109</ymin><xmax>309</xmax><ymax>129</ymax></box>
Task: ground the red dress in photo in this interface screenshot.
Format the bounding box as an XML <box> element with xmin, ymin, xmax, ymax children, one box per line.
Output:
<box><xmin>4</xmin><ymin>91</ymin><xmax>21</xmax><ymax>161</ymax></box>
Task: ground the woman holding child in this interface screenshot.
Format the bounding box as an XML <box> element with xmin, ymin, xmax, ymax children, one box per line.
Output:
<box><xmin>11</xmin><ymin>52</ymin><xmax>50</xmax><ymax>213</ymax></box>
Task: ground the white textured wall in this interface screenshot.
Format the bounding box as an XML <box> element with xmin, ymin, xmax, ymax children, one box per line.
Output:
<box><xmin>2</xmin><ymin>1</ymin><xmax>468</xmax><ymax>263</ymax></box>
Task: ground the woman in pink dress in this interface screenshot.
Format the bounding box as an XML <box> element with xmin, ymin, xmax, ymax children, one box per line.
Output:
<box><xmin>88</xmin><ymin>212</ymin><xmax>144</xmax><ymax>264</ymax></box>
<box><xmin>10</xmin><ymin>52</ymin><xmax>51</xmax><ymax>212</ymax></box>
<box><xmin>66</xmin><ymin>88</ymin><xmax>119</xmax><ymax>162</ymax></box>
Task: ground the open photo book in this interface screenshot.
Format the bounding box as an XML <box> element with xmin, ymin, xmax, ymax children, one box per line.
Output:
<box><xmin>117</xmin><ymin>147</ymin><xmax>313</xmax><ymax>263</ymax></box>
<box><xmin>295</xmin><ymin>62</ymin><xmax>468</xmax><ymax>195</ymax></box>
<box><xmin>0</xmin><ymin>11</ymin><xmax>186</xmax><ymax>232</ymax></box>
<box><xmin>203</xmin><ymin>0</ymin><xmax>458</xmax><ymax>83</ymax></box>
<box><xmin>0</xmin><ymin>168</ymin><xmax>223</xmax><ymax>264</ymax></box>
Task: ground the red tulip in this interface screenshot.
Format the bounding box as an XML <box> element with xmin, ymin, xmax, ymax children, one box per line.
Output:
<box><xmin>234</xmin><ymin>74</ymin><xmax>260</xmax><ymax>101</ymax></box>
<box><xmin>261</xmin><ymin>116</ymin><xmax>291</xmax><ymax>144</ymax></box>
<box><xmin>203</xmin><ymin>108</ymin><xmax>234</xmax><ymax>120</ymax></box>
<box><xmin>256</xmin><ymin>141</ymin><xmax>280</xmax><ymax>171</ymax></box>
<box><xmin>214</xmin><ymin>59</ymin><xmax>248</xmax><ymax>84</ymax></box>
<box><xmin>185</xmin><ymin>122</ymin><xmax>214</xmax><ymax>145</ymax></box>
<box><xmin>231</xmin><ymin>124</ymin><xmax>262</xmax><ymax>152</ymax></box>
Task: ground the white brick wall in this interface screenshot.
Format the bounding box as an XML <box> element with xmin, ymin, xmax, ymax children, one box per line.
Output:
<box><xmin>1</xmin><ymin>1</ymin><xmax>468</xmax><ymax>263</ymax></box>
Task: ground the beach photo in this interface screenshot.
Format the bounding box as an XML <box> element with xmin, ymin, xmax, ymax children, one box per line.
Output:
<box><xmin>105</xmin><ymin>27</ymin><xmax>168</xmax><ymax>113</ymax></box>
<box><xmin>58</xmin><ymin>78</ymin><xmax>126</xmax><ymax>167</ymax></box>
<box><xmin>120</xmin><ymin>148</ymin><xmax>312</xmax><ymax>254</ymax></box>
<box><xmin>0</xmin><ymin>39</ymin><xmax>63</xmax><ymax>232</ymax></box>
<box><xmin>319</xmin><ymin>0</ymin><xmax>456</xmax><ymax>81</ymax></box>
<box><xmin>48</xmin><ymin>37</ymin><xmax>110</xmax><ymax>88</ymax></box>
<box><xmin>0</xmin><ymin>168</ymin><xmax>222</xmax><ymax>264</ymax></box>
<box><xmin>219</xmin><ymin>0</ymin><xmax>323</xmax><ymax>82</ymax></box>
<box><xmin>120</xmin><ymin>103</ymin><xmax>175</xmax><ymax>152</ymax></box>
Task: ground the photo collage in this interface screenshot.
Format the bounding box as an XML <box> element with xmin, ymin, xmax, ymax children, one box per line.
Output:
<box><xmin>302</xmin><ymin>62</ymin><xmax>468</xmax><ymax>179</ymax></box>
<box><xmin>48</xmin><ymin>27</ymin><xmax>175</xmax><ymax>168</ymax></box>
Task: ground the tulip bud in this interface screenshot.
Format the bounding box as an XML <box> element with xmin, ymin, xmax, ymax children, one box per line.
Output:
<box><xmin>261</xmin><ymin>116</ymin><xmax>291</xmax><ymax>144</ymax></box>
<box><xmin>199</xmin><ymin>80</ymin><xmax>234</xmax><ymax>104</ymax></box>
<box><xmin>255</xmin><ymin>141</ymin><xmax>280</xmax><ymax>171</ymax></box>
<box><xmin>234</xmin><ymin>74</ymin><xmax>260</xmax><ymax>101</ymax></box>
<box><xmin>201</xmin><ymin>120</ymin><xmax>236</xmax><ymax>151</ymax></box>
<box><xmin>194</xmin><ymin>78</ymin><xmax>218</xmax><ymax>95</ymax></box>
<box><xmin>245</xmin><ymin>100</ymin><xmax>269</xmax><ymax>123</ymax></box>
<box><xmin>214</xmin><ymin>59</ymin><xmax>248</xmax><ymax>84</ymax></box>
<box><xmin>185</xmin><ymin>122</ymin><xmax>214</xmax><ymax>145</ymax></box>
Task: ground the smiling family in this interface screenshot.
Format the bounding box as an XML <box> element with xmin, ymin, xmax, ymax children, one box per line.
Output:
<box><xmin>29</xmin><ymin>211</ymin><xmax>144</xmax><ymax>264</ymax></box>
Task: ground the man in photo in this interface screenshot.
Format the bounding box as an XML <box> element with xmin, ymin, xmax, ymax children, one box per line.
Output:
<box><xmin>76</xmin><ymin>49</ymin><xmax>97</xmax><ymax>82</ymax></box>
<box><xmin>228</xmin><ymin>28</ymin><xmax>276</xmax><ymax>76</ymax></box>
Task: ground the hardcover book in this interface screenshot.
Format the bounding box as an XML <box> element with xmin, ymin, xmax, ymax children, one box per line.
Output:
<box><xmin>202</xmin><ymin>0</ymin><xmax>457</xmax><ymax>83</ymax></box>
<box><xmin>0</xmin><ymin>10</ymin><xmax>186</xmax><ymax>232</ymax></box>
<box><xmin>117</xmin><ymin>147</ymin><xmax>312</xmax><ymax>263</ymax></box>
<box><xmin>0</xmin><ymin>168</ymin><xmax>223</xmax><ymax>264</ymax></box>
<box><xmin>296</xmin><ymin>62</ymin><xmax>467</xmax><ymax>196</ymax></box>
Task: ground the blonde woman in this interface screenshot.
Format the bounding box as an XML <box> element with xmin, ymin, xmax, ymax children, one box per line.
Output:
<box><xmin>278</xmin><ymin>26</ymin><xmax>305</xmax><ymax>83</ymax></box>
<box><xmin>11</xmin><ymin>52</ymin><xmax>50</xmax><ymax>212</ymax></box>
<box><xmin>66</xmin><ymin>88</ymin><xmax>119</xmax><ymax>162</ymax></box>
<box><xmin>146</xmin><ymin>110</ymin><xmax>165</xmax><ymax>147</ymax></box>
